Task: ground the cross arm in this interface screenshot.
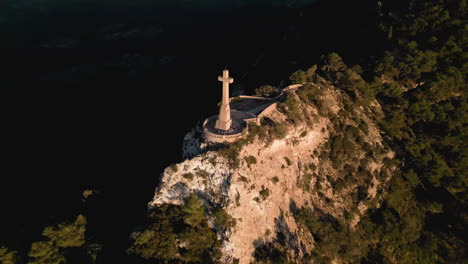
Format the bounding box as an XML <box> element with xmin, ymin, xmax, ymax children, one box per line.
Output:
<box><xmin>218</xmin><ymin>76</ymin><xmax>234</xmax><ymax>83</ymax></box>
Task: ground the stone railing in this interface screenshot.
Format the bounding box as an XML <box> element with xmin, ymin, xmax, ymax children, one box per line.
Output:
<box><xmin>234</xmin><ymin>95</ymin><xmax>274</xmax><ymax>101</ymax></box>
<box><xmin>203</xmin><ymin>126</ymin><xmax>245</xmax><ymax>143</ymax></box>
<box><xmin>203</xmin><ymin>118</ymin><xmax>246</xmax><ymax>143</ymax></box>
<box><xmin>231</xmin><ymin>83</ymin><xmax>302</xmax><ymax>103</ymax></box>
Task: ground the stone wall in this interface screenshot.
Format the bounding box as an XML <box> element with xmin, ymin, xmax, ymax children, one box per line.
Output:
<box><xmin>257</xmin><ymin>103</ymin><xmax>278</xmax><ymax>118</ymax></box>
<box><xmin>203</xmin><ymin>119</ymin><xmax>246</xmax><ymax>143</ymax></box>
<box><xmin>235</xmin><ymin>95</ymin><xmax>273</xmax><ymax>101</ymax></box>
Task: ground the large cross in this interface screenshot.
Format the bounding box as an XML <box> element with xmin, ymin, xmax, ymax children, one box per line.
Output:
<box><xmin>215</xmin><ymin>69</ymin><xmax>234</xmax><ymax>131</ymax></box>
<box><xmin>218</xmin><ymin>69</ymin><xmax>234</xmax><ymax>105</ymax></box>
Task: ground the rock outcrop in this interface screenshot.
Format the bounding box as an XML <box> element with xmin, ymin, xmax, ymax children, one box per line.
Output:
<box><xmin>149</xmin><ymin>82</ymin><xmax>395</xmax><ymax>264</ymax></box>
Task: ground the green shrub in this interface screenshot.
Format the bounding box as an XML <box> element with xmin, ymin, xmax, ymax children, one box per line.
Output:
<box><xmin>208</xmin><ymin>158</ymin><xmax>217</xmax><ymax>166</ymax></box>
<box><xmin>247</xmin><ymin>122</ymin><xmax>267</xmax><ymax>142</ymax></box>
<box><xmin>0</xmin><ymin>247</ymin><xmax>17</xmax><ymax>264</ymax></box>
<box><xmin>358</xmin><ymin>122</ymin><xmax>369</xmax><ymax>136</ymax></box>
<box><xmin>309</xmin><ymin>163</ymin><xmax>317</xmax><ymax>171</ymax></box>
<box><xmin>253</xmin><ymin>242</ymin><xmax>288</xmax><ymax>264</ymax></box>
<box><xmin>346</xmin><ymin>125</ymin><xmax>361</xmax><ymax>138</ymax></box>
<box><xmin>181</xmin><ymin>194</ymin><xmax>206</xmax><ymax>227</ymax></box>
<box><xmin>244</xmin><ymin>155</ymin><xmax>257</xmax><ymax>168</ymax></box>
<box><xmin>289</xmin><ymin>65</ymin><xmax>317</xmax><ymax>84</ymax></box>
<box><xmin>82</xmin><ymin>189</ymin><xmax>95</xmax><ymax>200</ymax></box>
<box><xmin>333</xmin><ymin>178</ymin><xmax>346</xmax><ymax>191</ymax></box>
<box><xmin>278</xmin><ymin>93</ymin><xmax>303</xmax><ymax>121</ymax></box>
<box><xmin>238</xmin><ymin>175</ymin><xmax>249</xmax><ymax>183</ymax></box>
<box><xmin>271</xmin><ymin>176</ymin><xmax>280</xmax><ymax>184</ymax></box>
<box><xmin>297</xmin><ymin>82</ymin><xmax>321</xmax><ymax>105</ymax></box>
<box><xmin>217</xmin><ymin>139</ymin><xmax>248</xmax><ymax>168</ymax></box>
<box><xmin>302</xmin><ymin>173</ymin><xmax>313</xmax><ymax>192</ymax></box>
<box><xmin>259</xmin><ymin>186</ymin><xmax>270</xmax><ymax>200</ymax></box>
<box><xmin>195</xmin><ymin>169</ymin><xmax>209</xmax><ymax>179</ymax></box>
<box><xmin>272</xmin><ymin>122</ymin><xmax>288</xmax><ymax>139</ymax></box>
<box><xmin>213</xmin><ymin>208</ymin><xmax>236</xmax><ymax>230</ymax></box>
<box><xmin>235</xmin><ymin>192</ymin><xmax>241</xmax><ymax>206</ymax></box>
<box><xmin>254</xmin><ymin>85</ymin><xmax>278</xmax><ymax>98</ymax></box>
<box><xmin>29</xmin><ymin>215</ymin><xmax>90</xmax><ymax>264</ymax></box>
<box><xmin>283</xmin><ymin>157</ymin><xmax>292</xmax><ymax>166</ymax></box>
<box><xmin>182</xmin><ymin>173</ymin><xmax>194</xmax><ymax>180</ymax></box>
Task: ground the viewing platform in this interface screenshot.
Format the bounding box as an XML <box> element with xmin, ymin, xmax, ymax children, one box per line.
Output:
<box><xmin>202</xmin><ymin>69</ymin><xmax>301</xmax><ymax>143</ymax></box>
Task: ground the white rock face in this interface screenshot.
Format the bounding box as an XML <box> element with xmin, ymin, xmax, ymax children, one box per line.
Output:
<box><xmin>181</xmin><ymin>129</ymin><xmax>206</xmax><ymax>160</ymax></box>
<box><xmin>149</xmin><ymin>152</ymin><xmax>232</xmax><ymax>207</ymax></box>
<box><xmin>149</xmin><ymin>87</ymin><xmax>393</xmax><ymax>264</ymax></box>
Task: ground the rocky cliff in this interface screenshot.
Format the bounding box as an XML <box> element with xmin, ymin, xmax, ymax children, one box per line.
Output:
<box><xmin>149</xmin><ymin>79</ymin><xmax>396</xmax><ymax>264</ymax></box>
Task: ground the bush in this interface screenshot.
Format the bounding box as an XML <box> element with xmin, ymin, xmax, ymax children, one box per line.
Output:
<box><xmin>244</xmin><ymin>155</ymin><xmax>257</xmax><ymax>168</ymax></box>
<box><xmin>272</xmin><ymin>122</ymin><xmax>289</xmax><ymax>139</ymax></box>
<box><xmin>271</xmin><ymin>176</ymin><xmax>280</xmax><ymax>184</ymax></box>
<box><xmin>253</xmin><ymin>242</ymin><xmax>288</xmax><ymax>264</ymax></box>
<box><xmin>195</xmin><ymin>169</ymin><xmax>209</xmax><ymax>179</ymax></box>
<box><xmin>254</xmin><ymin>85</ymin><xmax>278</xmax><ymax>98</ymax></box>
<box><xmin>289</xmin><ymin>65</ymin><xmax>317</xmax><ymax>84</ymax></box>
<box><xmin>259</xmin><ymin>186</ymin><xmax>270</xmax><ymax>200</ymax></box>
<box><xmin>0</xmin><ymin>247</ymin><xmax>17</xmax><ymax>264</ymax></box>
<box><xmin>302</xmin><ymin>173</ymin><xmax>313</xmax><ymax>192</ymax></box>
<box><xmin>213</xmin><ymin>208</ymin><xmax>236</xmax><ymax>230</ymax></box>
<box><xmin>309</xmin><ymin>163</ymin><xmax>317</xmax><ymax>171</ymax></box>
<box><xmin>208</xmin><ymin>158</ymin><xmax>217</xmax><ymax>166</ymax></box>
<box><xmin>358</xmin><ymin>122</ymin><xmax>369</xmax><ymax>136</ymax></box>
<box><xmin>181</xmin><ymin>194</ymin><xmax>206</xmax><ymax>227</ymax></box>
<box><xmin>235</xmin><ymin>192</ymin><xmax>241</xmax><ymax>206</ymax></box>
<box><xmin>283</xmin><ymin>157</ymin><xmax>292</xmax><ymax>166</ymax></box>
<box><xmin>217</xmin><ymin>139</ymin><xmax>249</xmax><ymax>168</ymax></box>
<box><xmin>297</xmin><ymin>82</ymin><xmax>321</xmax><ymax>105</ymax></box>
<box><xmin>129</xmin><ymin>195</ymin><xmax>222</xmax><ymax>263</ymax></box>
<box><xmin>29</xmin><ymin>215</ymin><xmax>90</xmax><ymax>264</ymax></box>
<box><xmin>278</xmin><ymin>93</ymin><xmax>303</xmax><ymax>121</ymax></box>
<box><xmin>247</xmin><ymin>122</ymin><xmax>267</xmax><ymax>142</ymax></box>
<box><xmin>170</xmin><ymin>164</ymin><xmax>178</xmax><ymax>173</ymax></box>
<box><xmin>346</xmin><ymin>125</ymin><xmax>361</xmax><ymax>138</ymax></box>
<box><xmin>183</xmin><ymin>173</ymin><xmax>194</xmax><ymax>180</ymax></box>
<box><xmin>333</xmin><ymin>178</ymin><xmax>346</xmax><ymax>191</ymax></box>
<box><xmin>238</xmin><ymin>175</ymin><xmax>249</xmax><ymax>183</ymax></box>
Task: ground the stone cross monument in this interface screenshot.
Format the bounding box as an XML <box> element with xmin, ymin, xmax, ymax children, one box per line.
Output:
<box><xmin>215</xmin><ymin>69</ymin><xmax>234</xmax><ymax>131</ymax></box>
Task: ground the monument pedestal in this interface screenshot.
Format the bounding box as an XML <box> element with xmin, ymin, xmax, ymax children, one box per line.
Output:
<box><xmin>215</xmin><ymin>104</ymin><xmax>232</xmax><ymax>131</ymax></box>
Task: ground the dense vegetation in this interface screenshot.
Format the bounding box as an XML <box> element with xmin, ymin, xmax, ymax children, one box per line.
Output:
<box><xmin>0</xmin><ymin>192</ymin><xmax>101</xmax><ymax>264</ymax></box>
<box><xmin>127</xmin><ymin>194</ymin><xmax>235</xmax><ymax>263</ymax></box>
<box><xmin>256</xmin><ymin>0</ymin><xmax>466</xmax><ymax>263</ymax></box>
<box><xmin>360</xmin><ymin>0</ymin><xmax>466</xmax><ymax>262</ymax></box>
